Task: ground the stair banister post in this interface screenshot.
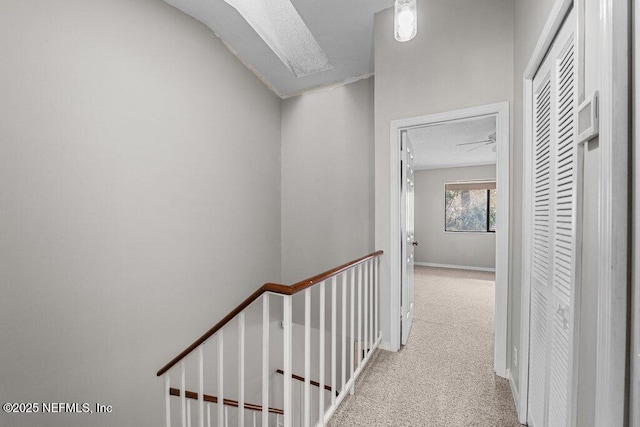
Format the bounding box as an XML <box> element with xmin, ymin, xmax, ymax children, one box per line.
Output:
<box><xmin>262</xmin><ymin>294</ymin><xmax>270</xmax><ymax>427</ymax></box>
<box><xmin>341</xmin><ymin>273</ymin><xmax>347</xmax><ymax>394</ymax></box>
<box><xmin>283</xmin><ymin>294</ymin><xmax>293</xmax><ymax>427</ymax></box>
<box><xmin>349</xmin><ymin>268</ymin><xmax>355</xmax><ymax>396</ymax></box>
<box><xmin>331</xmin><ymin>276</ymin><xmax>337</xmax><ymax>407</ymax></box>
<box><xmin>318</xmin><ymin>281</ymin><xmax>326</xmax><ymax>422</ymax></box>
<box><xmin>165</xmin><ymin>373</ymin><xmax>171</xmax><ymax>427</ymax></box>
<box><xmin>238</xmin><ymin>312</ymin><xmax>245</xmax><ymax>427</ymax></box>
<box><xmin>217</xmin><ymin>330</ymin><xmax>224</xmax><ymax>427</ymax></box>
<box><xmin>198</xmin><ymin>346</ymin><xmax>204</xmax><ymax>427</ymax></box>
<box><xmin>375</xmin><ymin>256</ymin><xmax>379</xmax><ymax>340</ymax></box>
<box><xmin>304</xmin><ymin>288</ymin><xmax>311</xmax><ymax>426</ymax></box>
<box><xmin>357</xmin><ymin>265</ymin><xmax>362</xmax><ymax>370</ymax></box>
<box><xmin>181</xmin><ymin>361</ymin><xmax>187</xmax><ymax>427</ymax></box>
<box><xmin>364</xmin><ymin>261</ymin><xmax>369</xmax><ymax>360</ymax></box>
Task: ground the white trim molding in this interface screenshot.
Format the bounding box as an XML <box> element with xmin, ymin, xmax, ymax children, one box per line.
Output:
<box><xmin>594</xmin><ymin>0</ymin><xmax>630</xmax><ymax>425</ymax></box>
<box><xmin>415</xmin><ymin>262</ymin><xmax>496</xmax><ymax>273</ymax></box>
<box><xmin>518</xmin><ymin>0</ymin><xmax>574</xmax><ymax>424</ymax></box>
<box><xmin>389</xmin><ymin>102</ymin><xmax>510</xmax><ymax>378</ymax></box>
<box><xmin>631</xmin><ymin>0</ymin><xmax>640</xmax><ymax>424</ymax></box>
<box><xmin>508</xmin><ymin>368</ymin><xmax>520</xmax><ymax>418</ymax></box>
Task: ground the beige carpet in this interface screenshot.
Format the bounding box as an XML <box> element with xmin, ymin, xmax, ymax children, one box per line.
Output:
<box><xmin>329</xmin><ymin>266</ymin><xmax>521</xmax><ymax>426</ymax></box>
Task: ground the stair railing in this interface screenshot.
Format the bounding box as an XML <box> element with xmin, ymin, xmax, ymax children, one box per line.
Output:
<box><xmin>157</xmin><ymin>250</ymin><xmax>383</xmax><ymax>427</ymax></box>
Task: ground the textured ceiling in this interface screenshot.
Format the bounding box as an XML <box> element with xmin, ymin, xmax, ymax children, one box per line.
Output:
<box><xmin>408</xmin><ymin>115</ymin><xmax>497</xmax><ymax>170</ymax></box>
<box><xmin>163</xmin><ymin>0</ymin><xmax>394</xmax><ymax>98</ymax></box>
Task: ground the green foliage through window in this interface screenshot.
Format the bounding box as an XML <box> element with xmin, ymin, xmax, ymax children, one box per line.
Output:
<box><xmin>445</xmin><ymin>186</ymin><xmax>496</xmax><ymax>232</ymax></box>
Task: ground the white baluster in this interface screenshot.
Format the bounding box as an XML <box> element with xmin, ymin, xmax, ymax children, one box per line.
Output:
<box><xmin>375</xmin><ymin>257</ymin><xmax>379</xmax><ymax>341</ymax></box>
<box><xmin>304</xmin><ymin>288</ymin><xmax>311</xmax><ymax>427</ymax></box>
<box><xmin>262</xmin><ymin>294</ymin><xmax>269</xmax><ymax>427</ymax></box>
<box><xmin>331</xmin><ymin>276</ymin><xmax>337</xmax><ymax>407</ymax></box>
<box><xmin>367</xmin><ymin>260</ymin><xmax>372</xmax><ymax>351</ymax></box>
<box><xmin>181</xmin><ymin>361</ymin><xmax>187</xmax><ymax>427</ymax></box>
<box><xmin>207</xmin><ymin>403</ymin><xmax>211</xmax><ymax>427</ymax></box>
<box><xmin>187</xmin><ymin>400</ymin><xmax>192</xmax><ymax>427</ymax></box>
<box><xmin>252</xmin><ymin>411</ymin><xmax>256</xmax><ymax>427</ymax></box>
<box><xmin>218</xmin><ymin>330</ymin><xmax>224</xmax><ymax>427</ymax></box>
<box><xmin>341</xmin><ymin>273</ymin><xmax>347</xmax><ymax>394</ymax></box>
<box><xmin>357</xmin><ymin>265</ymin><xmax>362</xmax><ymax>368</ymax></box>
<box><xmin>199</xmin><ymin>347</ymin><xmax>204</xmax><ymax>427</ymax></box>
<box><xmin>299</xmin><ymin>378</ymin><xmax>303</xmax><ymax>426</ymax></box>
<box><xmin>238</xmin><ymin>312</ymin><xmax>245</xmax><ymax>427</ymax></box>
<box><xmin>276</xmin><ymin>414</ymin><xmax>281</xmax><ymax>427</ymax></box>
<box><xmin>370</xmin><ymin>260</ymin><xmax>375</xmax><ymax>344</ymax></box>
<box><xmin>349</xmin><ymin>268</ymin><xmax>355</xmax><ymax>395</ymax></box>
<box><xmin>364</xmin><ymin>261</ymin><xmax>368</xmax><ymax>358</ymax></box>
<box><xmin>165</xmin><ymin>373</ymin><xmax>171</xmax><ymax>427</ymax></box>
<box><xmin>225</xmin><ymin>407</ymin><xmax>229</xmax><ymax>427</ymax></box>
<box><xmin>318</xmin><ymin>281</ymin><xmax>325</xmax><ymax>422</ymax></box>
<box><xmin>283</xmin><ymin>294</ymin><xmax>293</xmax><ymax>427</ymax></box>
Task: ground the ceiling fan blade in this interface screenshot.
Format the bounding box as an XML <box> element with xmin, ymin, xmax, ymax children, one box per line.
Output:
<box><xmin>466</xmin><ymin>141</ymin><xmax>495</xmax><ymax>152</ymax></box>
<box><xmin>456</xmin><ymin>139</ymin><xmax>491</xmax><ymax>146</ymax></box>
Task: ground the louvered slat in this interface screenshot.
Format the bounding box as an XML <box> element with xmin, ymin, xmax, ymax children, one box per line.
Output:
<box><xmin>533</xmin><ymin>77</ymin><xmax>552</xmax><ymax>285</ymax></box>
<box><xmin>530</xmin><ymin>288</ymin><xmax>549</xmax><ymax>426</ymax></box>
<box><xmin>548</xmin><ymin>312</ymin><xmax>570</xmax><ymax>425</ymax></box>
<box><xmin>552</xmin><ymin>38</ymin><xmax>575</xmax><ymax>307</ymax></box>
<box><xmin>547</xmin><ymin>35</ymin><xmax>576</xmax><ymax>427</ymax></box>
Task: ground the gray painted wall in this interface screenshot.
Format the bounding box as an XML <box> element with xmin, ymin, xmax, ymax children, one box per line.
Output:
<box><xmin>0</xmin><ymin>0</ymin><xmax>281</xmax><ymax>426</ymax></box>
<box><xmin>374</xmin><ymin>0</ymin><xmax>514</xmax><ymax>350</ymax></box>
<box><xmin>281</xmin><ymin>78</ymin><xmax>375</xmax><ymax>284</ymax></box>
<box><xmin>415</xmin><ymin>166</ymin><xmax>496</xmax><ymax>269</ymax></box>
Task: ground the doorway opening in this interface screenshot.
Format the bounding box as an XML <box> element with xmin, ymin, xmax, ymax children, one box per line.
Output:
<box><xmin>388</xmin><ymin>102</ymin><xmax>510</xmax><ymax>377</ymax></box>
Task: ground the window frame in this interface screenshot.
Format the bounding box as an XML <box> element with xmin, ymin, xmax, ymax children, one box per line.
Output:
<box><xmin>443</xmin><ymin>180</ymin><xmax>497</xmax><ymax>233</ymax></box>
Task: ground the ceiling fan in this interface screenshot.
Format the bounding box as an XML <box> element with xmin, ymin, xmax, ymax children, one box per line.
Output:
<box><xmin>456</xmin><ymin>132</ymin><xmax>496</xmax><ymax>152</ymax></box>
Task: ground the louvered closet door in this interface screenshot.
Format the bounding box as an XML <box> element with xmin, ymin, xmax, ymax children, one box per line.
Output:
<box><xmin>528</xmin><ymin>7</ymin><xmax>577</xmax><ymax>427</ymax></box>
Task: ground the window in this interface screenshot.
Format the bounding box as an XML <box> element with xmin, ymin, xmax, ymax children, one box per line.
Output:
<box><xmin>444</xmin><ymin>181</ymin><xmax>496</xmax><ymax>232</ymax></box>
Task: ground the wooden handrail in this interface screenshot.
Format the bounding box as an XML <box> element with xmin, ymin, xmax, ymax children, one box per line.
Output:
<box><xmin>275</xmin><ymin>369</ymin><xmax>339</xmax><ymax>396</ymax></box>
<box><xmin>169</xmin><ymin>388</ymin><xmax>284</xmax><ymax>415</ymax></box>
<box><xmin>157</xmin><ymin>250</ymin><xmax>383</xmax><ymax>377</ymax></box>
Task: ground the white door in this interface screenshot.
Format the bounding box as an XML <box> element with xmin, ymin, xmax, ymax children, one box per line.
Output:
<box><xmin>401</xmin><ymin>131</ymin><xmax>416</xmax><ymax>345</ymax></box>
<box><xmin>528</xmin><ymin>6</ymin><xmax>578</xmax><ymax>427</ymax></box>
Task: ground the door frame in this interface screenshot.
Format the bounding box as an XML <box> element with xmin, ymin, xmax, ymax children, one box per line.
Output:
<box><xmin>594</xmin><ymin>0</ymin><xmax>629</xmax><ymax>424</ymax></box>
<box><xmin>388</xmin><ymin>101</ymin><xmax>510</xmax><ymax>378</ymax></box>
<box><xmin>632</xmin><ymin>0</ymin><xmax>640</xmax><ymax>423</ymax></box>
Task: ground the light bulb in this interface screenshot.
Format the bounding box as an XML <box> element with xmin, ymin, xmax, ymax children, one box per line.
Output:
<box><xmin>397</xmin><ymin>8</ymin><xmax>414</xmax><ymax>28</ymax></box>
<box><xmin>394</xmin><ymin>0</ymin><xmax>417</xmax><ymax>42</ymax></box>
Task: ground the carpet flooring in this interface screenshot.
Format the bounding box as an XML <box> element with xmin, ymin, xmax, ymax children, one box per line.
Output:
<box><xmin>329</xmin><ymin>266</ymin><xmax>521</xmax><ymax>426</ymax></box>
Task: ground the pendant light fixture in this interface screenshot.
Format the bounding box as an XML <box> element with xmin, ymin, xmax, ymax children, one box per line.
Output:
<box><xmin>394</xmin><ymin>0</ymin><xmax>417</xmax><ymax>42</ymax></box>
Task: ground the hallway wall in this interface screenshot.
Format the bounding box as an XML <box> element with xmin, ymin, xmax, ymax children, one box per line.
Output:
<box><xmin>373</xmin><ymin>0</ymin><xmax>514</xmax><ymax>350</ymax></box>
<box><xmin>414</xmin><ymin>165</ymin><xmax>497</xmax><ymax>270</ymax></box>
<box><xmin>280</xmin><ymin>78</ymin><xmax>375</xmax><ymax>284</ymax></box>
<box><xmin>0</xmin><ymin>0</ymin><xmax>281</xmax><ymax>426</ymax></box>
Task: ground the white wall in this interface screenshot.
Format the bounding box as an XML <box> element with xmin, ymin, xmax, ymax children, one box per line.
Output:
<box><xmin>0</xmin><ymin>0</ymin><xmax>281</xmax><ymax>426</ymax></box>
<box><xmin>414</xmin><ymin>166</ymin><xmax>496</xmax><ymax>270</ymax></box>
<box><xmin>281</xmin><ymin>78</ymin><xmax>375</xmax><ymax>284</ymax></box>
<box><xmin>374</xmin><ymin>0</ymin><xmax>514</xmax><ymax>350</ymax></box>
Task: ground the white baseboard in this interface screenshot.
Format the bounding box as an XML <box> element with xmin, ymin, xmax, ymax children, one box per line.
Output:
<box><xmin>507</xmin><ymin>368</ymin><xmax>526</xmax><ymax>425</ymax></box>
<box><xmin>378</xmin><ymin>340</ymin><xmax>395</xmax><ymax>352</ymax></box>
<box><xmin>414</xmin><ymin>262</ymin><xmax>496</xmax><ymax>272</ymax></box>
